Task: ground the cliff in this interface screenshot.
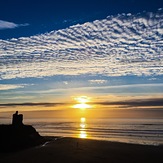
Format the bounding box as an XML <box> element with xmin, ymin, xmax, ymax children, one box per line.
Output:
<box><xmin>0</xmin><ymin>112</ymin><xmax>45</xmax><ymax>152</ymax></box>
<box><xmin>0</xmin><ymin>124</ymin><xmax>45</xmax><ymax>152</ymax></box>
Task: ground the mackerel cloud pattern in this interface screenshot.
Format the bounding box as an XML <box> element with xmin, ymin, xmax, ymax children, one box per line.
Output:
<box><xmin>0</xmin><ymin>9</ymin><xmax>163</xmax><ymax>79</ymax></box>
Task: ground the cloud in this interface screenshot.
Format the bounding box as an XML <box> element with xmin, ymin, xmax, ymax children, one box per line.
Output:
<box><xmin>94</xmin><ymin>98</ymin><xmax>163</xmax><ymax>108</ymax></box>
<box><xmin>0</xmin><ymin>102</ymin><xmax>67</xmax><ymax>108</ymax></box>
<box><xmin>0</xmin><ymin>20</ymin><xmax>29</xmax><ymax>30</ymax></box>
<box><xmin>0</xmin><ymin>9</ymin><xmax>163</xmax><ymax>80</ymax></box>
<box><xmin>63</xmin><ymin>81</ymin><xmax>68</xmax><ymax>85</ymax></box>
<box><xmin>88</xmin><ymin>80</ymin><xmax>107</xmax><ymax>84</ymax></box>
<box><xmin>0</xmin><ymin>84</ymin><xmax>25</xmax><ymax>90</ymax></box>
<box><xmin>0</xmin><ymin>97</ymin><xmax>162</xmax><ymax>110</ymax></box>
<box><xmin>0</xmin><ymin>84</ymin><xmax>34</xmax><ymax>91</ymax></box>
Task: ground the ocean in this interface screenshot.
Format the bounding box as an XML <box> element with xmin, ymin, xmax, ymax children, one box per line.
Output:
<box><xmin>1</xmin><ymin>118</ymin><xmax>163</xmax><ymax>146</ymax></box>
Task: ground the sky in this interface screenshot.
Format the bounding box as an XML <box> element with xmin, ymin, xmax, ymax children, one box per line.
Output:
<box><xmin>0</xmin><ymin>0</ymin><xmax>163</xmax><ymax>119</ymax></box>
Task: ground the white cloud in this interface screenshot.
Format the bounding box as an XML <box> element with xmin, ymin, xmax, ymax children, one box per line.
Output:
<box><xmin>0</xmin><ymin>84</ymin><xmax>34</xmax><ymax>91</ymax></box>
<box><xmin>0</xmin><ymin>20</ymin><xmax>29</xmax><ymax>30</ymax></box>
<box><xmin>63</xmin><ymin>81</ymin><xmax>68</xmax><ymax>85</ymax></box>
<box><xmin>0</xmin><ymin>9</ymin><xmax>163</xmax><ymax>80</ymax></box>
<box><xmin>0</xmin><ymin>84</ymin><xmax>24</xmax><ymax>90</ymax></box>
<box><xmin>89</xmin><ymin>80</ymin><xmax>107</xmax><ymax>84</ymax></box>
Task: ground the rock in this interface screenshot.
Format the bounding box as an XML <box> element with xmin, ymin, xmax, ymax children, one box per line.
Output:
<box><xmin>0</xmin><ymin>112</ymin><xmax>45</xmax><ymax>152</ymax></box>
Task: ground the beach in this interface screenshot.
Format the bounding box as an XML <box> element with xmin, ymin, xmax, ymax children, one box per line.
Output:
<box><xmin>0</xmin><ymin>137</ymin><xmax>163</xmax><ymax>163</ymax></box>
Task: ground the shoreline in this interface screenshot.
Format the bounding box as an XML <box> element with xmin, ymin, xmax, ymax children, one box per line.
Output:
<box><xmin>0</xmin><ymin>137</ymin><xmax>163</xmax><ymax>163</ymax></box>
<box><xmin>43</xmin><ymin>135</ymin><xmax>163</xmax><ymax>146</ymax></box>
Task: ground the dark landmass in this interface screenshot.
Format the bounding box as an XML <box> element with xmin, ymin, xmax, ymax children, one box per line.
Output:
<box><xmin>0</xmin><ymin>137</ymin><xmax>163</xmax><ymax>163</ymax></box>
<box><xmin>0</xmin><ymin>124</ymin><xmax>45</xmax><ymax>152</ymax></box>
<box><xmin>0</xmin><ymin>111</ymin><xmax>45</xmax><ymax>152</ymax></box>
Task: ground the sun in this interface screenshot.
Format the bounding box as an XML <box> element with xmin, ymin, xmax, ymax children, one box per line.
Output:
<box><xmin>73</xmin><ymin>103</ymin><xmax>91</xmax><ymax>110</ymax></box>
<box><xmin>72</xmin><ymin>96</ymin><xmax>92</xmax><ymax>110</ymax></box>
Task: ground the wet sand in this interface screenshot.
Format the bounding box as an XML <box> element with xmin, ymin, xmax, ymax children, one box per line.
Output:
<box><xmin>0</xmin><ymin>137</ymin><xmax>163</xmax><ymax>163</ymax></box>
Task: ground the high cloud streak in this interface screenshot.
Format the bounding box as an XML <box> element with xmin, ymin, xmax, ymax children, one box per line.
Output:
<box><xmin>0</xmin><ymin>20</ymin><xmax>29</xmax><ymax>30</ymax></box>
<box><xmin>0</xmin><ymin>9</ymin><xmax>163</xmax><ymax>80</ymax></box>
<box><xmin>0</xmin><ymin>84</ymin><xmax>24</xmax><ymax>90</ymax></box>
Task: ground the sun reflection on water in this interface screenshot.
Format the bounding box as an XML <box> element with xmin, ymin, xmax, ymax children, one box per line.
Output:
<box><xmin>80</xmin><ymin>130</ymin><xmax>87</xmax><ymax>138</ymax></box>
<box><xmin>79</xmin><ymin>117</ymin><xmax>87</xmax><ymax>138</ymax></box>
<box><xmin>80</xmin><ymin>117</ymin><xmax>86</xmax><ymax>123</ymax></box>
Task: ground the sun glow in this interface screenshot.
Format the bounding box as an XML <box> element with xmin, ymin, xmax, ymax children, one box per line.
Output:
<box><xmin>73</xmin><ymin>103</ymin><xmax>91</xmax><ymax>110</ymax></box>
<box><xmin>73</xmin><ymin>96</ymin><xmax>92</xmax><ymax>110</ymax></box>
<box><xmin>74</xmin><ymin>96</ymin><xmax>90</xmax><ymax>104</ymax></box>
<box><xmin>72</xmin><ymin>96</ymin><xmax>91</xmax><ymax>139</ymax></box>
<box><xmin>80</xmin><ymin>117</ymin><xmax>86</xmax><ymax>122</ymax></box>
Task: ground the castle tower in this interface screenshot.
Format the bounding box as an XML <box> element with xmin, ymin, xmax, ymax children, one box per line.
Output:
<box><xmin>12</xmin><ymin>111</ymin><xmax>23</xmax><ymax>126</ymax></box>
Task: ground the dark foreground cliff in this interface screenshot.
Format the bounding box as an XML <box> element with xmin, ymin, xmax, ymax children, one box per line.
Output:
<box><xmin>0</xmin><ymin>124</ymin><xmax>45</xmax><ymax>152</ymax></box>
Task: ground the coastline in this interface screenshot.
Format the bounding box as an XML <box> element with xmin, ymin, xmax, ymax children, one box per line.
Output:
<box><xmin>0</xmin><ymin>137</ymin><xmax>163</xmax><ymax>163</ymax></box>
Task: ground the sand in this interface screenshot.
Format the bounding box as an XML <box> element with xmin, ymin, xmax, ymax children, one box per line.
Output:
<box><xmin>0</xmin><ymin>137</ymin><xmax>163</xmax><ymax>163</ymax></box>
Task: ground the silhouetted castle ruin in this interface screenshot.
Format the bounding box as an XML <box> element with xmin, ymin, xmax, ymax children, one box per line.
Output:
<box><xmin>12</xmin><ymin>111</ymin><xmax>23</xmax><ymax>126</ymax></box>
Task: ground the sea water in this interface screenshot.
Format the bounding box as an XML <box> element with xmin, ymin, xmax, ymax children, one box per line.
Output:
<box><xmin>1</xmin><ymin>118</ymin><xmax>163</xmax><ymax>145</ymax></box>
